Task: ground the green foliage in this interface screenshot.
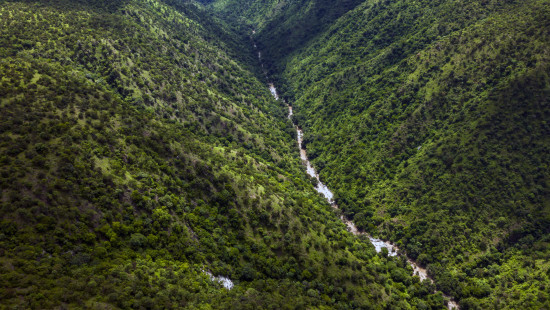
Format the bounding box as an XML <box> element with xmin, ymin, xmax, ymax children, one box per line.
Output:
<box><xmin>0</xmin><ymin>0</ymin><xmax>446</xmax><ymax>308</ymax></box>
<box><xmin>206</xmin><ymin>0</ymin><xmax>365</xmax><ymax>77</ymax></box>
<box><xmin>240</xmin><ymin>0</ymin><xmax>550</xmax><ymax>308</ymax></box>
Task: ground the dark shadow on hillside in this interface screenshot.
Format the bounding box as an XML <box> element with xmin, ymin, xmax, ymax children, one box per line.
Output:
<box><xmin>255</xmin><ymin>0</ymin><xmax>363</xmax><ymax>75</ymax></box>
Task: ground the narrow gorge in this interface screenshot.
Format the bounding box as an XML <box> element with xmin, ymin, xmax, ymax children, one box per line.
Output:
<box><xmin>259</xmin><ymin>33</ymin><xmax>459</xmax><ymax>309</ymax></box>
<box><xmin>1</xmin><ymin>0</ymin><xmax>548</xmax><ymax>308</ymax></box>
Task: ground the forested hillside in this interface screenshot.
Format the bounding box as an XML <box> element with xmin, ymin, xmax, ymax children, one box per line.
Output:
<box><xmin>0</xmin><ymin>0</ymin><xmax>451</xmax><ymax>308</ymax></box>
<box><xmin>207</xmin><ymin>0</ymin><xmax>550</xmax><ymax>308</ymax></box>
<box><xmin>208</xmin><ymin>0</ymin><xmax>365</xmax><ymax>75</ymax></box>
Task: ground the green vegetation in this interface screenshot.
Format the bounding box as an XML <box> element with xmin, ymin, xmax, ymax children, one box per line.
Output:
<box><xmin>208</xmin><ymin>0</ymin><xmax>364</xmax><ymax>75</ymax></box>
<box><xmin>0</xmin><ymin>0</ymin><xmax>450</xmax><ymax>308</ymax></box>
<box><xmin>3</xmin><ymin>0</ymin><xmax>549</xmax><ymax>307</ymax></box>
<box><xmin>214</xmin><ymin>0</ymin><xmax>550</xmax><ymax>308</ymax></box>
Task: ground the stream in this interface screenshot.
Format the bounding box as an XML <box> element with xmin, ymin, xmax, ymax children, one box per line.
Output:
<box><xmin>267</xmin><ymin>72</ymin><xmax>458</xmax><ymax>310</ymax></box>
<box><xmin>204</xmin><ymin>270</ymin><xmax>234</xmax><ymax>289</ymax></box>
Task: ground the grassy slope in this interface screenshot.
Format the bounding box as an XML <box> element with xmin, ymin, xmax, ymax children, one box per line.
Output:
<box><xmin>0</xmin><ymin>0</ymin><xmax>447</xmax><ymax>308</ymax></box>
<box><xmin>267</xmin><ymin>0</ymin><xmax>550</xmax><ymax>308</ymax></box>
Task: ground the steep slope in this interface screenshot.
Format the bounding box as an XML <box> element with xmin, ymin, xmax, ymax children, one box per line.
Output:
<box><xmin>0</xmin><ymin>0</ymin><xmax>447</xmax><ymax>308</ymax></box>
<box><xmin>227</xmin><ymin>0</ymin><xmax>550</xmax><ymax>308</ymax></box>
<box><xmin>206</xmin><ymin>0</ymin><xmax>364</xmax><ymax>77</ymax></box>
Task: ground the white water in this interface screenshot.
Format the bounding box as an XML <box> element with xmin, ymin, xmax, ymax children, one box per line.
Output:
<box><xmin>254</xmin><ymin>29</ymin><xmax>456</xmax><ymax>307</ymax></box>
<box><xmin>268</xmin><ymin>83</ymin><xmax>458</xmax><ymax>309</ymax></box>
<box><xmin>268</xmin><ymin>83</ymin><xmax>278</xmax><ymax>100</ymax></box>
<box><xmin>296</xmin><ymin>125</ymin><xmax>334</xmax><ymax>201</ymax></box>
<box><xmin>204</xmin><ymin>270</ymin><xmax>234</xmax><ymax>289</ymax></box>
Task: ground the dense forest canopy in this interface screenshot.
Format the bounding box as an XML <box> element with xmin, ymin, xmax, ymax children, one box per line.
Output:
<box><xmin>0</xmin><ymin>0</ymin><xmax>450</xmax><ymax>308</ymax></box>
<box><xmin>1</xmin><ymin>0</ymin><xmax>549</xmax><ymax>309</ymax></box>
<box><xmin>206</xmin><ymin>0</ymin><xmax>550</xmax><ymax>308</ymax></box>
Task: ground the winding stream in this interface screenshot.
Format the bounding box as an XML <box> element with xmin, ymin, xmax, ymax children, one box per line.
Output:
<box><xmin>266</xmin><ymin>63</ymin><xmax>458</xmax><ymax>310</ymax></box>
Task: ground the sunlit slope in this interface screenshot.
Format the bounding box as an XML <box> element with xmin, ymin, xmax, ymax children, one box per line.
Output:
<box><xmin>277</xmin><ymin>0</ymin><xmax>550</xmax><ymax>308</ymax></box>
<box><xmin>0</xmin><ymin>0</ymin><xmax>447</xmax><ymax>308</ymax></box>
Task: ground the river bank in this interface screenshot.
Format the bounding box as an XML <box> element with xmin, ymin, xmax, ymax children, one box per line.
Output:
<box><xmin>257</xmin><ymin>29</ymin><xmax>457</xmax><ymax>308</ymax></box>
<box><xmin>267</xmin><ymin>81</ymin><xmax>458</xmax><ymax>310</ymax></box>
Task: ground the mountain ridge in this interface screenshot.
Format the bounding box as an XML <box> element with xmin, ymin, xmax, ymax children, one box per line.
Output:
<box><xmin>0</xmin><ymin>0</ymin><xmax>453</xmax><ymax>308</ymax></box>
<box><xmin>208</xmin><ymin>0</ymin><xmax>550</xmax><ymax>307</ymax></box>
